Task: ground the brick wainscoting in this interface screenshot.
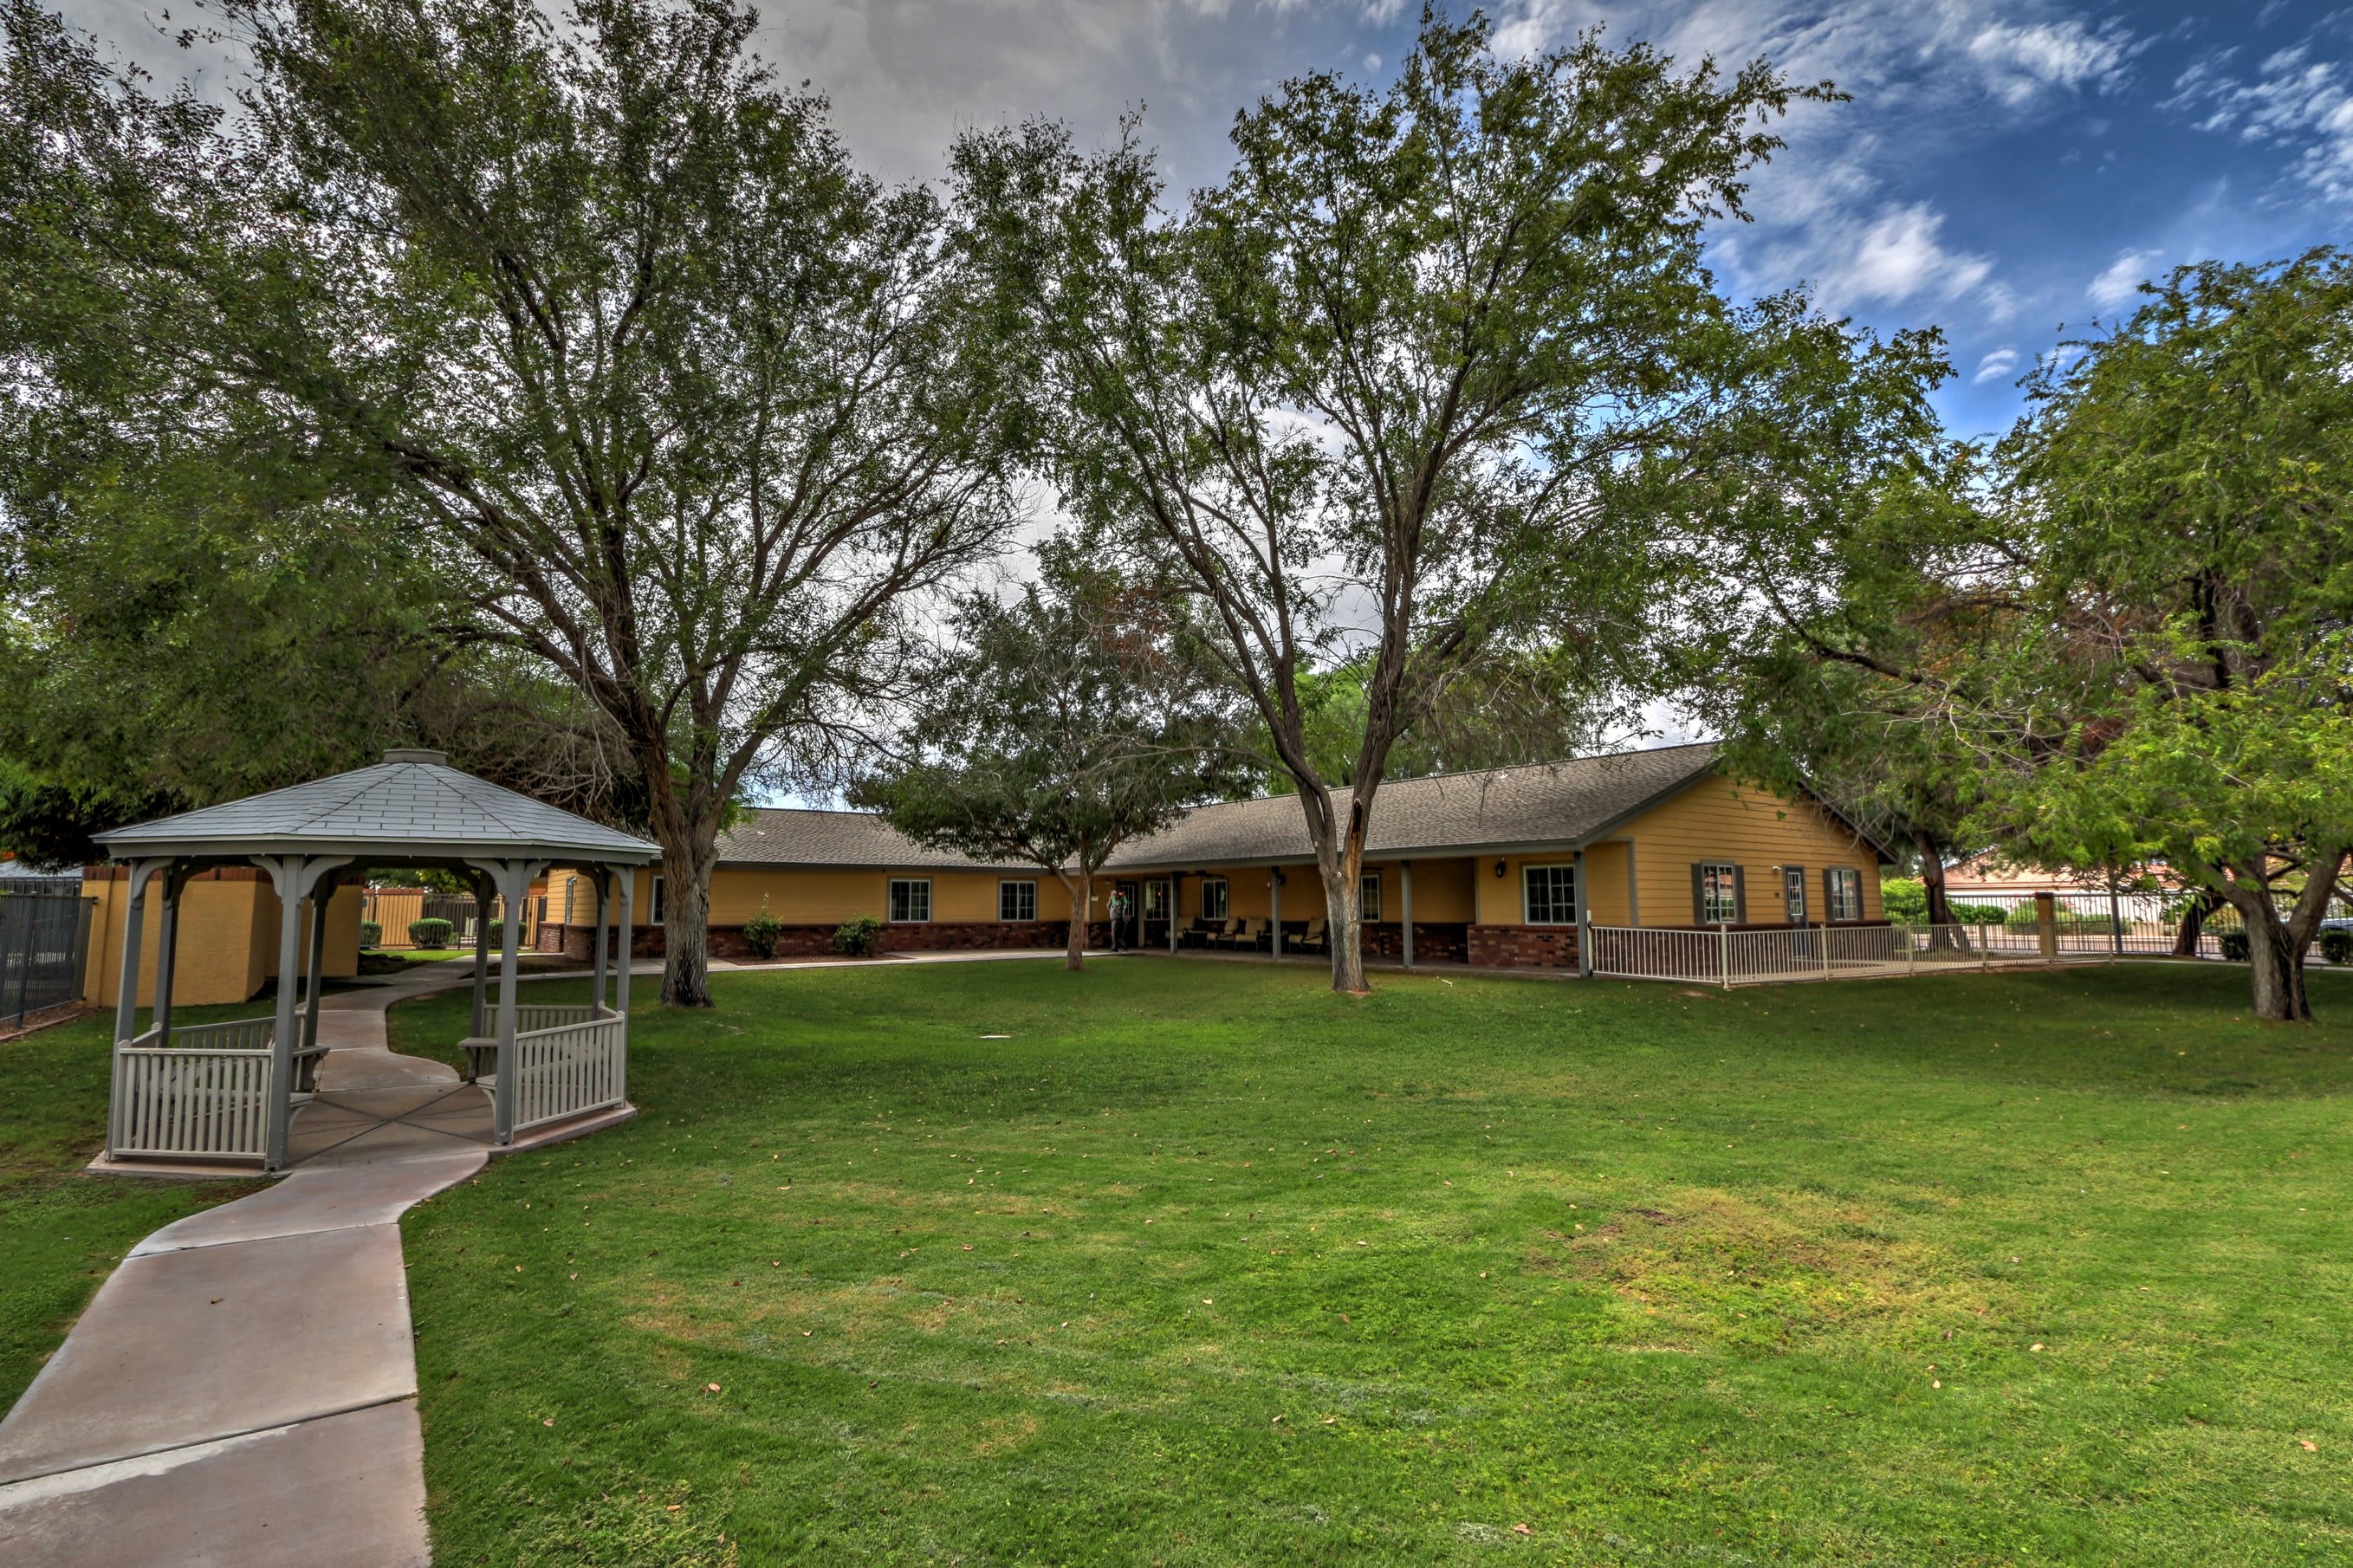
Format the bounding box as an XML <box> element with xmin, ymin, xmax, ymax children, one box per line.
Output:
<box><xmin>536</xmin><ymin>920</ymin><xmax>1109</xmax><ymax>961</ymax></box>
<box><xmin>1362</xmin><ymin>922</ymin><xmax>1472</xmax><ymax>964</ymax></box>
<box><xmin>1468</xmin><ymin>924</ymin><xmax>1580</xmax><ymax>969</ymax></box>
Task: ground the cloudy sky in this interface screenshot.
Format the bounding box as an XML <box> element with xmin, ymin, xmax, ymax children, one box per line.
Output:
<box><xmin>74</xmin><ymin>0</ymin><xmax>2350</xmax><ymax>437</ymax></box>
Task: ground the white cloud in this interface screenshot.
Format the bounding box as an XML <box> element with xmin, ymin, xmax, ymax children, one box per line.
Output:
<box><xmin>1973</xmin><ymin>347</ymin><xmax>2020</xmax><ymax>384</ymax></box>
<box><xmin>1793</xmin><ymin>201</ymin><xmax>1998</xmax><ymax>310</ymax></box>
<box><xmin>2168</xmin><ymin>33</ymin><xmax>2353</xmax><ymax>208</ymax></box>
<box><xmin>1965</xmin><ymin>17</ymin><xmax>2132</xmax><ymax>107</ymax></box>
<box><xmin>2086</xmin><ymin>248</ymin><xmax>2160</xmax><ymax>309</ymax></box>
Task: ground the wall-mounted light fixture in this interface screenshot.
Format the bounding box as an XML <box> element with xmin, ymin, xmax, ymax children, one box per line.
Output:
<box><xmin>1274</xmin><ymin>870</ymin><xmax>1287</xmax><ymax>886</ymax></box>
<box><xmin>1494</xmin><ymin>859</ymin><xmax>1507</xmax><ymax>878</ymax></box>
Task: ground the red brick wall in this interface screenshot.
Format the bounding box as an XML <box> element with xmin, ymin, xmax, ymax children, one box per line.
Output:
<box><xmin>1362</xmin><ymin>921</ymin><xmax>1471</xmax><ymax>964</ymax></box>
<box><xmin>1468</xmin><ymin>924</ymin><xmax>1580</xmax><ymax>969</ymax></box>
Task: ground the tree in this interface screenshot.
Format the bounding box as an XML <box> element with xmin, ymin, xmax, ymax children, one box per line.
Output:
<box><xmin>956</xmin><ymin>10</ymin><xmax>1888</xmax><ymax>992</ymax></box>
<box><xmin>2</xmin><ymin>0</ymin><xmax>1023</xmax><ymax>1004</ymax></box>
<box><xmin>852</xmin><ymin>554</ymin><xmax>1242</xmax><ymax>969</ymax></box>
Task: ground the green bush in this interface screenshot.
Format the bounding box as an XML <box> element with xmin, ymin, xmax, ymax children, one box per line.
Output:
<box><xmin>1881</xmin><ymin>878</ymin><xmax>1926</xmax><ymax>924</ymax></box>
<box><xmin>742</xmin><ymin>896</ymin><xmax>785</xmax><ymax>960</ymax></box>
<box><xmin>833</xmin><ymin>916</ymin><xmax>883</xmax><ymax>957</ymax></box>
<box><xmin>409</xmin><ymin>917</ymin><xmax>455</xmax><ymax>948</ymax></box>
<box><xmin>2321</xmin><ymin>929</ymin><xmax>2353</xmax><ymax>965</ymax></box>
<box><xmin>359</xmin><ymin>920</ymin><xmax>382</xmax><ymax>950</ymax></box>
<box><xmin>2220</xmin><ymin>930</ymin><xmax>2251</xmax><ymax>962</ymax></box>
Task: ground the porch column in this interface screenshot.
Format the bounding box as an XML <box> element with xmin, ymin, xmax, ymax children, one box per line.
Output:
<box><xmin>1271</xmin><ymin>871</ymin><xmax>1283</xmax><ymax>958</ymax></box>
<box><xmin>1166</xmin><ymin>876</ymin><xmax>1179</xmax><ymax>955</ymax></box>
<box><xmin>591</xmin><ymin>871</ymin><xmax>611</xmax><ymax>1016</ymax></box>
<box><xmin>1573</xmin><ymin>848</ymin><xmax>1592</xmax><ymax>979</ymax></box>
<box><xmin>1400</xmin><ymin>860</ymin><xmax>1415</xmax><ymax>970</ymax></box>
<box><xmin>152</xmin><ymin>865</ymin><xmax>191</xmax><ymax>1041</ymax></box>
<box><xmin>112</xmin><ymin>858</ymin><xmax>169</xmax><ymax>1045</ymax></box>
<box><xmin>469</xmin><ymin>871</ymin><xmax>493</xmax><ymax>1039</ymax></box>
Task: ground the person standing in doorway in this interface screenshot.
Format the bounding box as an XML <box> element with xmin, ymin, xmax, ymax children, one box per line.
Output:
<box><xmin>1109</xmin><ymin>887</ymin><xmax>1131</xmax><ymax>952</ymax></box>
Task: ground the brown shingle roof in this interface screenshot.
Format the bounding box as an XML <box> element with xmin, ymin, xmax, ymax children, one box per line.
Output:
<box><xmin>1105</xmin><ymin>742</ymin><xmax>1721</xmax><ymax>868</ymax></box>
<box><xmin>716</xmin><ymin>742</ymin><xmax>1724</xmax><ymax>871</ymax></box>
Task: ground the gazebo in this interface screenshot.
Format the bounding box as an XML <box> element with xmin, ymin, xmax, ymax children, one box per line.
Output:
<box><xmin>92</xmin><ymin>748</ymin><xmax>659</xmax><ymax>1170</ymax></box>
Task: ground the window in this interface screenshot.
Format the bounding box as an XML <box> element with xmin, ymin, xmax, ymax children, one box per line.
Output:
<box><xmin>1143</xmin><ymin>880</ymin><xmax>1169</xmax><ymax>918</ymax></box>
<box><xmin>998</xmin><ymin>879</ymin><xmax>1037</xmax><ymax>922</ymax></box>
<box><xmin>535</xmin><ymin>896</ymin><xmax>548</xmax><ymax>924</ymax></box>
<box><xmin>1201</xmin><ymin>878</ymin><xmax>1229</xmax><ymax>921</ymax></box>
<box><xmin>650</xmin><ymin>876</ymin><xmax>664</xmax><ymax>924</ymax></box>
<box><xmin>1360</xmin><ymin>872</ymin><xmax>1382</xmax><ymax>922</ymax></box>
<box><xmin>889</xmin><ymin>878</ymin><xmax>932</xmax><ymax>923</ymax></box>
<box><xmin>562</xmin><ymin>878</ymin><xmax>575</xmax><ymax>925</ymax></box>
<box><xmin>1697</xmin><ymin>862</ymin><xmax>1739</xmax><ymax>924</ymax></box>
<box><xmin>1825</xmin><ymin>867</ymin><xmax>1863</xmax><ymax>923</ymax></box>
<box><xmin>1784</xmin><ymin>865</ymin><xmax>1807</xmax><ymax>924</ymax></box>
<box><xmin>1523</xmin><ymin>864</ymin><xmax>1578</xmax><ymax>925</ymax></box>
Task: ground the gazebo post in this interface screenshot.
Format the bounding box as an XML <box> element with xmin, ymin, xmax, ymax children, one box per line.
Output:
<box><xmin>256</xmin><ymin>853</ymin><xmax>347</xmax><ymax>1170</ymax></box>
<box><xmin>113</xmin><ymin>858</ymin><xmax>169</xmax><ymax>1044</ymax></box>
<box><xmin>591</xmin><ymin>870</ymin><xmax>610</xmax><ymax>1017</ymax></box>
<box><xmin>615</xmin><ymin>865</ymin><xmax>635</xmax><ymax>1019</ymax></box>
<box><xmin>474</xmin><ymin>859</ymin><xmax>547</xmax><ymax>1146</ymax></box>
<box><xmin>469</xmin><ymin>870</ymin><xmax>493</xmax><ymax>1039</ymax></box>
<box><xmin>152</xmin><ymin>865</ymin><xmax>191</xmax><ymax>1042</ymax></box>
<box><xmin>299</xmin><ymin>876</ymin><xmax>334</xmax><ymax>1087</ymax></box>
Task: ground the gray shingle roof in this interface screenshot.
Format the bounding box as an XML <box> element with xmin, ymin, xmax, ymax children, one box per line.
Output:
<box><xmin>1105</xmin><ymin>742</ymin><xmax>1721</xmax><ymax>868</ymax></box>
<box><xmin>713</xmin><ymin>743</ymin><xmax>1724</xmax><ymax>872</ymax></box>
<box><xmin>717</xmin><ymin>809</ymin><xmax>1029</xmax><ymax>872</ymax></box>
<box><xmin>96</xmin><ymin>753</ymin><xmax>658</xmax><ymax>863</ymax></box>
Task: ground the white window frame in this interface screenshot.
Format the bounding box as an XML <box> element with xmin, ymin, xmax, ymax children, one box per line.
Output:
<box><xmin>1143</xmin><ymin>879</ymin><xmax>1170</xmax><ymax>918</ymax></box>
<box><xmin>1522</xmin><ymin>863</ymin><xmax>1578</xmax><ymax>925</ymax></box>
<box><xmin>888</xmin><ymin>878</ymin><xmax>932</xmax><ymax>923</ymax></box>
<box><xmin>998</xmin><ymin>878</ymin><xmax>1037</xmax><ymax>923</ymax></box>
<box><xmin>1699</xmin><ymin>862</ymin><xmax>1739</xmax><ymax>925</ymax></box>
<box><xmin>650</xmin><ymin>875</ymin><xmax>664</xmax><ymax>925</ymax></box>
<box><xmin>1826</xmin><ymin>867</ymin><xmax>1863</xmax><ymax>923</ymax></box>
<box><xmin>1784</xmin><ymin>865</ymin><xmax>1807</xmax><ymax>924</ymax></box>
<box><xmin>562</xmin><ymin>878</ymin><xmax>575</xmax><ymax>925</ymax></box>
<box><xmin>1359</xmin><ymin>871</ymin><xmax>1382</xmax><ymax>922</ymax></box>
<box><xmin>1201</xmin><ymin>877</ymin><xmax>1229</xmax><ymax>922</ymax></box>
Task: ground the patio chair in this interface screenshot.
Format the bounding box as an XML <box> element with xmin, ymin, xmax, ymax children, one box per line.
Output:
<box><xmin>1298</xmin><ymin>918</ymin><xmax>1328</xmax><ymax>954</ymax></box>
<box><xmin>1235</xmin><ymin>918</ymin><xmax>1268</xmax><ymax>952</ymax></box>
<box><xmin>1208</xmin><ymin>917</ymin><xmax>1246</xmax><ymax>949</ymax></box>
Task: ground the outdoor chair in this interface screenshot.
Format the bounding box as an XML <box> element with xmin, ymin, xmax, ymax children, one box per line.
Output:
<box><xmin>1207</xmin><ymin>917</ymin><xmax>1246</xmax><ymax>949</ymax></box>
<box><xmin>1235</xmin><ymin>918</ymin><xmax>1268</xmax><ymax>951</ymax></box>
<box><xmin>1298</xmin><ymin>918</ymin><xmax>1328</xmax><ymax>954</ymax></box>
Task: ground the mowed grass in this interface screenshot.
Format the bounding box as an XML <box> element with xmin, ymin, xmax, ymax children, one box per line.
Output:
<box><xmin>0</xmin><ymin>1007</ymin><xmax>254</xmax><ymax>1409</ymax></box>
<box><xmin>391</xmin><ymin>960</ymin><xmax>2353</xmax><ymax>1566</ymax></box>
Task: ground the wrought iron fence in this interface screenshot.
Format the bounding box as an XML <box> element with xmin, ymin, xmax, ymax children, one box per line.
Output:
<box><xmin>0</xmin><ymin>882</ymin><xmax>94</xmax><ymax>1026</ymax></box>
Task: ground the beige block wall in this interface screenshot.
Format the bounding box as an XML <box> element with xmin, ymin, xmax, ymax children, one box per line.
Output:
<box><xmin>83</xmin><ymin>873</ymin><xmax>363</xmax><ymax>1008</ymax></box>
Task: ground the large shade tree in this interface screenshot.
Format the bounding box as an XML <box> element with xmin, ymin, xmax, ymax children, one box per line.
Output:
<box><xmin>2</xmin><ymin>0</ymin><xmax>1023</xmax><ymax>1003</ymax></box>
<box><xmin>852</xmin><ymin>551</ymin><xmax>1244</xmax><ymax>969</ymax></box>
<box><xmin>955</xmin><ymin>11</ymin><xmax>1935</xmax><ymax>992</ymax></box>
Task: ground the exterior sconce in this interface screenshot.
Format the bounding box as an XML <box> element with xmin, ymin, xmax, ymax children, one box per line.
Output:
<box><xmin>1274</xmin><ymin>870</ymin><xmax>1286</xmax><ymax>886</ymax></box>
<box><xmin>1494</xmin><ymin>859</ymin><xmax>1507</xmax><ymax>878</ymax></box>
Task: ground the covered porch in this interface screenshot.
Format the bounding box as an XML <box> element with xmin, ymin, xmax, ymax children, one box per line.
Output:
<box><xmin>92</xmin><ymin>749</ymin><xmax>658</xmax><ymax>1172</ymax></box>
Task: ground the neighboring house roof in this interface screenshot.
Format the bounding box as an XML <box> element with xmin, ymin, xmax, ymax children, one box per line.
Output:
<box><xmin>1105</xmin><ymin>742</ymin><xmax>1726</xmax><ymax>869</ymax></box>
<box><xmin>717</xmin><ymin>808</ymin><xmax>1027</xmax><ymax>873</ymax></box>
<box><xmin>95</xmin><ymin>750</ymin><xmax>658</xmax><ymax>864</ymax></box>
<box><xmin>1942</xmin><ymin>852</ymin><xmax>2185</xmax><ymax>893</ymax></box>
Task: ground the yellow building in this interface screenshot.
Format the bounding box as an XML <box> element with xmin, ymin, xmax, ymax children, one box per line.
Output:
<box><xmin>534</xmin><ymin>742</ymin><xmax>1889</xmax><ymax>972</ymax></box>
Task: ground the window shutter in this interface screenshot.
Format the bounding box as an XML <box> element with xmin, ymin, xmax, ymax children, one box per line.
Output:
<box><xmin>1732</xmin><ymin>865</ymin><xmax>1747</xmax><ymax>925</ymax></box>
<box><xmin>1690</xmin><ymin>864</ymin><xmax>1706</xmax><ymax>925</ymax></box>
<box><xmin>1824</xmin><ymin>868</ymin><xmax>1837</xmax><ymax>922</ymax></box>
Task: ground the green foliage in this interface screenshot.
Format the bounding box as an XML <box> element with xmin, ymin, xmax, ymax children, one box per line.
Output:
<box><xmin>2320</xmin><ymin>930</ymin><xmax>2353</xmax><ymax>965</ymax></box>
<box><xmin>1880</xmin><ymin>877</ymin><xmax>1928</xmax><ymax>923</ymax></box>
<box><xmin>358</xmin><ymin>921</ymin><xmax>382</xmax><ymax>950</ymax></box>
<box><xmin>740</xmin><ymin>897</ymin><xmax>784</xmax><ymax>962</ymax></box>
<box><xmin>831</xmin><ymin>917</ymin><xmax>882</xmax><ymax>958</ymax></box>
<box><xmin>408</xmin><ymin>917</ymin><xmax>454</xmax><ymax>949</ymax></box>
<box><xmin>2221</xmin><ymin>930</ymin><xmax>2253</xmax><ymax>962</ymax></box>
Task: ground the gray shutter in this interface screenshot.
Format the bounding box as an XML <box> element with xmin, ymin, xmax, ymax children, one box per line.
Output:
<box><xmin>1824</xmin><ymin>868</ymin><xmax>1837</xmax><ymax>923</ymax></box>
<box><xmin>1690</xmin><ymin>864</ymin><xmax>1706</xmax><ymax>926</ymax></box>
<box><xmin>1733</xmin><ymin>865</ymin><xmax>1747</xmax><ymax>925</ymax></box>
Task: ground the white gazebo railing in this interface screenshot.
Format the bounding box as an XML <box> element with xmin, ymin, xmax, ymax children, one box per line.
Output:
<box><xmin>109</xmin><ymin>1018</ymin><xmax>276</xmax><ymax>1161</ymax></box>
<box><xmin>502</xmin><ymin>1012</ymin><xmax>627</xmax><ymax>1131</ymax></box>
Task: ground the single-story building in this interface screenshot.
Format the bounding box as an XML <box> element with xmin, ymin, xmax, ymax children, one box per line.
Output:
<box><xmin>537</xmin><ymin>741</ymin><xmax>1890</xmax><ymax>971</ymax></box>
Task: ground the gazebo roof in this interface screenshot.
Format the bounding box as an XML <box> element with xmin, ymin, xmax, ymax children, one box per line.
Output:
<box><xmin>94</xmin><ymin>749</ymin><xmax>658</xmax><ymax>865</ymax></box>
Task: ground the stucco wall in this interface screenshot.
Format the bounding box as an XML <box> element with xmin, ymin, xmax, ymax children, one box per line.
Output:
<box><xmin>82</xmin><ymin>869</ymin><xmax>363</xmax><ymax>1008</ymax></box>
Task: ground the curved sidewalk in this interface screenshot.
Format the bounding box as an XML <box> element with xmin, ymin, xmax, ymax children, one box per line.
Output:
<box><xmin>0</xmin><ymin>962</ymin><xmax>490</xmax><ymax>1568</ymax></box>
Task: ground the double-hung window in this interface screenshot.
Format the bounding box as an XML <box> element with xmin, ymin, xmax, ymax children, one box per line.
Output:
<box><xmin>889</xmin><ymin>878</ymin><xmax>932</xmax><ymax>923</ymax></box>
<box><xmin>1144</xmin><ymin>880</ymin><xmax>1169</xmax><ymax>919</ymax></box>
<box><xmin>1359</xmin><ymin>872</ymin><xmax>1382</xmax><ymax>921</ymax></box>
<box><xmin>998</xmin><ymin>879</ymin><xmax>1037</xmax><ymax>922</ymax></box>
<box><xmin>1697</xmin><ymin>862</ymin><xmax>1739</xmax><ymax>925</ymax></box>
<box><xmin>1524</xmin><ymin>864</ymin><xmax>1578</xmax><ymax>925</ymax></box>
<box><xmin>1784</xmin><ymin>865</ymin><xmax>1807</xmax><ymax>924</ymax></box>
<box><xmin>1825</xmin><ymin>867</ymin><xmax>1863</xmax><ymax>923</ymax></box>
<box><xmin>1201</xmin><ymin>878</ymin><xmax>1229</xmax><ymax>921</ymax></box>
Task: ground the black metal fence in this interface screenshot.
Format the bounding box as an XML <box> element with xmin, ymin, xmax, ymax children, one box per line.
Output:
<box><xmin>0</xmin><ymin>881</ymin><xmax>94</xmax><ymax>1025</ymax></box>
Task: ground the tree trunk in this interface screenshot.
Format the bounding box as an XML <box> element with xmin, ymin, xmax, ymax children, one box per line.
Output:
<box><xmin>1913</xmin><ymin>829</ymin><xmax>1967</xmax><ymax>953</ymax></box>
<box><xmin>1056</xmin><ymin>870</ymin><xmax>1087</xmax><ymax>972</ymax></box>
<box><xmin>653</xmin><ymin>820</ymin><xmax>720</xmax><ymax>1008</ymax></box>
<box><xmin>2171</xmin><ymin>892</ymin><xmax>2220</xmax><ymax>957</ymax></box>
<box><xmin>2246</xmin><ymin>917</ymin><xmax>2311</xmax><ymax>1021</ymax></box>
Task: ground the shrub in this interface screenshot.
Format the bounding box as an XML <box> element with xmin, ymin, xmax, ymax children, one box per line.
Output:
<box><xmin>833</xmin><ymin>916</ymin><xmax>883</xmax><ymax>957</ymax></box>
<box><xmin>409</xmin><ymin>917</ymin><xmax>455</xmax><ymax>948</ymax></box>
<box><xmin>1880</xmin><ymin>878</ymin><xmax>1926</xmax><ymax>924</ymax></box>
<box><xmin>2220</xmin><ymin>930</ymin><xmax>2251</xmax><ymax>962</ymax></box>
<box><xmin>742</xmin><ymin>896</ymin><xmax>785</xmax><ymax>960</ymax></box>
<box><xmin>359</xmin><ymin>920</ymin><xmax>382</xmax><ymax>950</ymax></box>
<box><xmin>2322</xmin><ymin>929</ymin><xmax>2353</xmax><ymax>965</ymax></box>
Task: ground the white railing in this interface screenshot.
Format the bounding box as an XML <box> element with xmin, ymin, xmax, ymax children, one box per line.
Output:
<box><xmin>165</xmin><ymin>1014</ymin><xmax>275</xmax><ymax>1052</ymax></box>
<box><xmin>514</xmin><ymin>1002</ymin><xmax>598</xmax><ymax>1034</ymax></box>
<box><xmin>1588</xmin><ymin>923</ymin><xmax>2088</xmax><ymax>988</ymax></box>
<box><xmin>503</xmin><ymin>1014</ymin><xmax>626</xmax><ymax>1131</ymax></box>
<box><xmin>110</xmin><ymin>1023</ymin><xmax>274</xmax><ymax>1161</ymax></box>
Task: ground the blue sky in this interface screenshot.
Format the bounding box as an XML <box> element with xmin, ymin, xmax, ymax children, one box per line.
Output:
<box><xmin>78</xmin><ymin>0</ymin><xmax>2352</xmax><ymax>437</ymax></box>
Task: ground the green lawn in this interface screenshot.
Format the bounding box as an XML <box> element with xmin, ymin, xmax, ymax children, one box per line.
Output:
<box><xmin>0</xmin><ymin>1007</ymin><xmax>254</xmax><ymax>1410</ymax></box>
<box><xmin>387</xmin><ymin>960</ymin><xmax>2353</xmax><ymax>1565</ymax></box>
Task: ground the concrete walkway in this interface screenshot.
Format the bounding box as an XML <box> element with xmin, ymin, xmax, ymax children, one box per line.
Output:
<box><xmin>0</xmin><ymin>962</ymin><xmax>490</xmax><ymax>1568</ymax></box>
